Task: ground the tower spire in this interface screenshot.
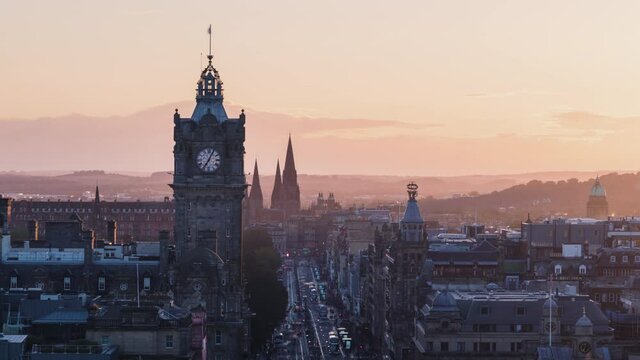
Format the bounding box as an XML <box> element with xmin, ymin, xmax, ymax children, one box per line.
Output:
<box><xmin>249</xmin><ymin>159</ymin><xmax>263</xmax><ymax>203</ymax></box>
<box><xmin>281</xmin><ymin>135</ymin><xmax>301</xmax><ymax>212</ymax></box>
<box><xmin>271</xmin><ymin>160</ymin><xmax>283</xmax><ymax>209</ymax></box>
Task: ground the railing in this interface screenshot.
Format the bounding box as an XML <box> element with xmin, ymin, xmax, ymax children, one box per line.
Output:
<box><xmin>31</xmin><ymin>344</ymin><xmax>108</xmax><ymax>354</ymax></box>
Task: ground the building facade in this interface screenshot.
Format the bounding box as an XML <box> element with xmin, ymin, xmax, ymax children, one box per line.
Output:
<box><xmin>10</xmin><ymin>193</ymin><xmax>174</xmax><ymax>243</ymax></box>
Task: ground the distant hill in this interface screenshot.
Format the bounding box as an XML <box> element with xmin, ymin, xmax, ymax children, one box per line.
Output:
<box><xmin>0</xmin><ymin>169</ymin><xmax>615</xmax><ymax>207</ymax></box>
<box><xmin>423</xmin><ymin>172</ymin><xmax>640</xmax><ymax>218</ymax></box>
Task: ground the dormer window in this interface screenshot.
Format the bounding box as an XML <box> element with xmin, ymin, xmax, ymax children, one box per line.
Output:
<box><xmin>554</xmin><ymin>264</ymin><xmax>562</xmax><ymax>275</ymax></box>
<box><xmin>610</xmin><ymin>255</ymin><xmax>616</xmax><ymax>263</ymax></box>
<box><xmin>579</xmin><ymin>265</ymin><xmax>587</xmax><ymax>275</ymax></box>
<box><xmin>635</xmin><ymin>256</ymin><xmax>640</xmax><ymax>263</ymax></box>
<box><xmin>623</xmin><ymin>256</ymin><xmax>629</xmax><ymax>263</ymax></box>
<box><xmin>64</xmin><ymin>276</ymin><xmax>71</xmax><ymax>291</ymax></box>
<box><xmin>98</xmin><ymin>276</ymin><xmax>106</xmax><ymax>291</ymax></box>
<box><xmin>10</xmin><ymin>276</ymin><xmax>18</xmax><ymax>289</ymax></box>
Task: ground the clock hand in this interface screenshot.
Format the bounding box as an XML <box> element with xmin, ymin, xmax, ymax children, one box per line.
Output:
<box><xmin>204</xmin><ymin>150</ymin><xmax>215</xmax><ymax>168</ymax></box>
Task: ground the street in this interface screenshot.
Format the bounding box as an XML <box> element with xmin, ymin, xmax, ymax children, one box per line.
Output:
<box><xmin>269</xmin><ymin>257</ymin><xmax>350</xmax><ymax>360</ymax></box>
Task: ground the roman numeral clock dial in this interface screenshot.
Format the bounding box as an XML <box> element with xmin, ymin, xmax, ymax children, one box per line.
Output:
<box><xmin>196</xmin><ymin>148</ymin><xmax>221</xmax><ymax>173</ymax></box>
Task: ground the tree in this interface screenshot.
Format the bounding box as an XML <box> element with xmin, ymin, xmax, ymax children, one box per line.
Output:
<box><xmin>243</xmin><ymin>228</ymin><xmax>288</xmax><ymax>352</ymax></box>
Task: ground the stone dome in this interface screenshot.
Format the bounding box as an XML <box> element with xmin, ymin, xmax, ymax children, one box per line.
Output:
<box><xmin>576</xmin><ymin>314</ymin><xmax>593</xmax><ymax>327</ymax></box>
<box><xmin>590</xmin><ymin>176</ymin><xmax>606</xmax><ymax>197</ymax></box>
<box><xmin>543</xmin><ymin>297</ymin><xmax>558</xmax><ymax>309</ymax></box>
<box><xmin>575</xmin><ymin>307</ymin><xmax>594</xmax><ymax>336</ymax></box>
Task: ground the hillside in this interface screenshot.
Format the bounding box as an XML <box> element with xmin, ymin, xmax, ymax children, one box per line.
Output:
<box><xmin>0</xmin><ymin>170</ymin><xmax>602</xmax><ymax>205</ymax></box>
<box><xmin>423</xmin><ymin>172</ymin><xmax>640</xmax><ymax>219</ymax></box>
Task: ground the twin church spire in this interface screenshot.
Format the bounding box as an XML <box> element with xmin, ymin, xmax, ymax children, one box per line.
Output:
<box><xmin>248</xmin><ymin>135</ymin><xmax>301</xmax><ymax>220</ymax></box>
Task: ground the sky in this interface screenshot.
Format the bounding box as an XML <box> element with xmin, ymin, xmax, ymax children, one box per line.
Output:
<box><xmin>2</xmin><ymin>1</ymin><xmax>640</xmax><ymax>175</ymax></box>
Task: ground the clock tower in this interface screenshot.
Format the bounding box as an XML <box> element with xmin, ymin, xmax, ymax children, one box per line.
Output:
<box><xmin>171</xmin><ymin>34</ymin><xmax>249</xmax><ymax>358</ymax></box>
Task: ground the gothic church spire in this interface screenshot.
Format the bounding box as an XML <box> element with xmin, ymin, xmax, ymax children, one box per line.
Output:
<box><xmin>271</xmin><ymin>160</ymin><xmax>283</xmax><ymax>209</ymax></box>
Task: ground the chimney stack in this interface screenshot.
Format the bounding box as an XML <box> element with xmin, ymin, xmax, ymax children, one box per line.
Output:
<box><xmin>107</xmin><ymin>220</ymin><xmax>117</xmax><ymax>244</ymax></box>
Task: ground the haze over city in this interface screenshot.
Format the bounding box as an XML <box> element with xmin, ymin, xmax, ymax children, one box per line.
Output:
<box><xmin>3</xmin><ymin>1</ymin><xmax>640</xmax><ymax>175</ymax></box>
<box><xmin>5</xmin><ymin>2</ymin><xmax>640</xmax><ymax>360</ymax></box>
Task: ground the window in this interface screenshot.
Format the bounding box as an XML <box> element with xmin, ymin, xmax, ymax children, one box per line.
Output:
<box><xmin>554</xmin><ymin>264</ymin><xmax>562</xmax><ymax>275</ymax></box>
<box><xmin>143</xmin><ymin>277</ymin><xmax>151</xmax><ymax>291</ymax></box>
<box><xmin>64</xmin><ymin>277</ymin><xmax>71</xmax><ymax>291</ymax></box>
<box><xmin>440</xmin><ymin>342</ymin><xmax>449</xmax><ymax>352</ymax></box>
<box><xmin>511</xmin><ymin>342</ymin><xmax>523</xmax><ymax>352</ymax></box>
<box><xmin>215</xmin><ymin>330</ymin><xmax>222</xmax><ymax>345</ymax></box>
<box><xmin>98</xmin><ymin>277</ymin><xmax>105</xmax><ymax>291</ymax></box>
<box><xmin>456</xmin><ymin>342</ymin><xmax>465</xmax><ymax>352</ymax></box>
<box><xmin>635</xmin><ymin>256</ymin><xmax>640</xmax><ymax>263</ymax></box>
<box><xmin>610</xmin><ymin>255</ymin><xmax>616</xmax><ymax>263</ymax></box>
<box><xmin>609</xmin><ymin>293</ymin><xmax>615</xmax><ymax>303</ymax></box>
<box><xmin>165</xmin><ymin>335</ymin><xmax>174</xmax><ymax>349</ymax></box>
<box><xmin>101</xmin><ymin>336</ymin><xmax>110</xmax><ymax>346</ymax></box>
<box><xmin>10</xmin><ymin>276</ymin><xmax>17</xmax><ymax>289</ymax></box>
<box><xmin>516</xmin><ymin>306</ymin><xmax>525</xmax><ymax>316</ymax></box>
<box><xmin>623</xmin><ymin>256</ymin><xmax>629</xmax><ymax>263</ymax></box>
<box><xmin>426</xmin><ymin>342</ymin><xmax>433</xmax><ymax>351</ymax></box>
<box><xmin>579</xmin><ymin>265</ymin><xmax>587</xmax><ymax>275</ymax></box>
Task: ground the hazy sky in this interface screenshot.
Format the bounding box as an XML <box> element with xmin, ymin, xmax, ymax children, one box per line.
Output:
<box><xmin>2</xmin><ymin>1</ymin><xmax>640</xmax><ymax>175</ymax></box>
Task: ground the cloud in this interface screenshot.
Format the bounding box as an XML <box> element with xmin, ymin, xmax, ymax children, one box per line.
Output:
<box><xmin>464</xmin><ymin>90</ymin><xmax>560</xmax><ymax>99</ymax></box>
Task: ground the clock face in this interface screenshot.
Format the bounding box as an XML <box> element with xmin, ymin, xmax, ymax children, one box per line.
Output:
<box><xmin>578</xmin><ymin>341</ymin><xmax>591</xmax><ymax>354</ymax></box>
<box><xmin>545</xmin><ymin>321</ymin><xmax>557</xmax><ymax>332</ymax></box>
<box><xmin>193</xmin><ymin>282</ymin><xmax>204</xmax><ymax>292</ymax></box>
<box><xmin>196</xmin><ymin>148</ymin><xmax>221</xmax><ymax>173</ymax></box>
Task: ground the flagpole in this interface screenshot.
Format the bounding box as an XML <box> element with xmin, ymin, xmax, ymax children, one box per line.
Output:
<box><xmin>208</xmin><ymin>24</ymin><xmax>212</xmax><ymax>57</ymax></box>
<box><xmin>137</xmin><ymin>263</ymin><xmax>140</xmax><ymax>308</ymax></box>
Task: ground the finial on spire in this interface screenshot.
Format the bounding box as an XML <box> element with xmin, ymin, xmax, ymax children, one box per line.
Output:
<box><xmin>207</xmin><ymin>24</ymin><xmax>213</xmax><ymax>63</ymax></box>
<box><xmin>407</xmin><ymin>182</ymin><xmax>418</xmax><ymax>201</ymax></box>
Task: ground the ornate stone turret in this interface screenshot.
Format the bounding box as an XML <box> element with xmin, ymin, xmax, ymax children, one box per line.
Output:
<box><xmin>573</xmin><ymin>306</ymin><xmax>595</xmax><ymax>358</ymax></box>
<box><xmin>587</xmin><ymin>176</ymin><xmax>608</xmax><ymax>219</ymax></box>
<box><xmin>400</xmin><ymin>182</ymin><xmax>424</xmax><ymax>242</ymax></box>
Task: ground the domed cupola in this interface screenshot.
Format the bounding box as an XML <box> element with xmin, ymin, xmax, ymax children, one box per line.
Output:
<box><xmin>587</xmin><ymin>175</ymin><xmax>609</xmax><ymax>219</ymax></box>
<box><xmin>191</xmin><ymin>28</ymin><xmax>229</xmax><ymax>123</ymax></box>
<box><xmin>543</xmin><ymin>296</ymin><xmax>559</xmax><ymax>316</ymax></box>
<box><xmin>575</xmin><ymin>306</ymin><xmax>593</xmax><ymax>336</ymax></box>
<box><xmin>590</xmin><ymin>176</ymin><xmax>606</xmax><ymax>197</ymax></box>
